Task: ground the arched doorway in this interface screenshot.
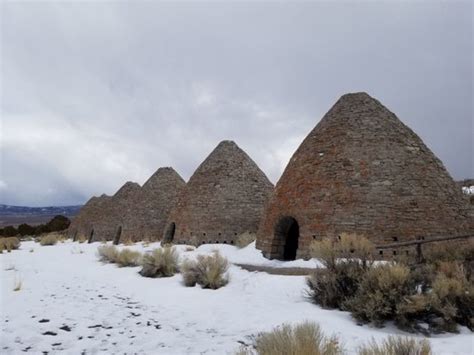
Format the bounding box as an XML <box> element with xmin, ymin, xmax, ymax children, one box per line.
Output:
<box><xmin>163</xmin><ymin>222</ymin><xmax>176</xmax><ymax>243</ymax></box>
<box><xmin>88</xmin><ymin>228</ymin><xmax>95</xmax><ymax>244</ymax></box>
<box><xmin>274</xmin><ymin>216</ymin><xmax>299</xmax><ymax>260</ymax></box>
<box><xmin>113</xmin><ymin>226</ymin><xmax>122</xmax><ymax>245</ymax></box>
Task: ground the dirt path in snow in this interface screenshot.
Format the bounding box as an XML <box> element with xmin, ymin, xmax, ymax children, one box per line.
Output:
<box><xmin>235</xmin><ymin>263</ymin><xmax>317</xmax><ymax>275</ymax></box>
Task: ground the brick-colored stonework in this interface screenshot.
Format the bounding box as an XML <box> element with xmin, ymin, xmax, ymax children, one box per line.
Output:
<box><xmin>163</xmin><ymin>140</ymin><xmax>274</xmax><ymax>245</ymax></box>
<box><xmin>256</xmin><ymin>92</ymin><xmax>473</xmax><ymax>260</ymax></box>
<box><xmin>68</xmin><ymin>168</ymin><xmax>186</xmax><ymax>243</ymax></box>
<box><xmin>90</xmin><ymin>181</ymin><xmax>142</xmax><ymax>242</ymax></box>
<box><xmin>119</xmin><ymin>167</ymin><xmax>186</xmax><ymax>242</ymax></box>
<box><xmin>68</xmin><ymin>194</ymin><xmax>112</xmax><ymax>241</ymax></box>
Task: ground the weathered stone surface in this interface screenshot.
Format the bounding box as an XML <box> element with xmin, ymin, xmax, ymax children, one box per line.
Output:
<box><xmin>91</xmin><ymin>181</ymin><xmax>142</xmax><ymax>242</ymax></box>
<box><xmin>68</xmin><ymin>168</ymin><xmax>185</xmax><ymax>243</ymax></box>
<box><xmin>256</xmin><ymin>92</ymin><xmax>473</xmax><ymax>260</ymax></box>
<box><xmin>120</xmin><ymin>167</ymin><xmax>185</xmax><ymax>242</ymax></box>
<box><xmin>67</xmin><ymin>194</ymin><xmax>112</xmax><ymax>241</ymax></box>
<box><xmin>164</xmin><ymin>140</ymin><xmax>273</xmax><ymax>245</ymax></box>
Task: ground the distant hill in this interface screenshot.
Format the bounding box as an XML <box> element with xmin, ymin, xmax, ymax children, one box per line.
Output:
<box><xmin>0</xmin><ymin>204</ymin><xmax>83</xmax><ymax>227</ymax></box>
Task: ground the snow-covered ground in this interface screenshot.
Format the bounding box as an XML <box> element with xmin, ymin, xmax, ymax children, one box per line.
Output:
<box><xmin>1</xmin><ymin>241</ymin><xmax>472</xmax><ymax>354</ymax></box>
<box><xmin>462</xmin><ymin>186</ymin><xmax>474</xmax><ymax>195</ymax></box>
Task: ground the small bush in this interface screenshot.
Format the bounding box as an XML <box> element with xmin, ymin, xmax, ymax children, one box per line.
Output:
<box><xmin>181</xmin><ymin>251</ymin><xmax>229</xmax><ymax>289</ymax></box>
<box><xmin>97</xmin><ymin>245</ymin><xmax>119</xmax><ymax>263</ymax></box>
<box><xmin>358</xmin><ymin>335</ymin><xmax>431</xmax><ymax>355</ymax></box>
<box><xmin>0</xmin><ymin>237</ymin><xmax>21</xmax><ymax>252</ymax></box>
<box><xmin>77</xmin><ymin>235</ymin><xmax>88</xmax><ymax>243</ymax></box>
<box><xmin>116</xmin><ymin>249</ymin><xmax>142</xmax><ymax>267</ymax></box>
<box><xmin>235</xmin><ymin>232</ymin><xmax>256</xmax><ymax>248</ymax></box>
<box><xmin>139</xmin><ymin>247</ymin><xmax>179</xmax><ymax>277</ymax></box>
<box><xmin>310</xmin><ymin>234</ymin><xmax>375</xmax><ymax>270</ymax></box>
<box><xmin>306</xmin><ymin>235</ymin><xmax>373</xmax><ymax>310</ymax></box>
<box><xmin>345</xmin><ymin>264</ymin><xmax>412</xmax><ymax>326</ymax></box>
<box><xmin>40</xmin><ymin>233</ymin><xmax>58</xmax><ymax>246</ymax></box>
<box><xmin>241</xmin><ymin>321</ymin><xmax>342</xmax><ymax>355</ymax></box>
<box><xmin>122</xmin><ymin>237</ymin><xmax>134</xmax><ymax>246</ymax></box>
<box><xmin>306</xmin><ymin>261</ymin><xmax>364</xmax><ymax>309</ymax></box>
<box><xmin>307</xmin><ymin>235</ymin><xmax>474</xmax><ymax>334</ymax></box>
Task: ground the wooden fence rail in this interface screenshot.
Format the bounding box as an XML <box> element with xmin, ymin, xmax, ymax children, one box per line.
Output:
<box><xmin>374</xmin><ymin>234</ymin><xmax>473</xmax><ymax>262</ymax></box>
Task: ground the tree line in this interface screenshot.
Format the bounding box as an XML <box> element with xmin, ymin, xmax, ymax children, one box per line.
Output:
<box><xmin>0</xmin><ymin>215</ymin><xmax>71</xmax><ymax>237</ymax></box>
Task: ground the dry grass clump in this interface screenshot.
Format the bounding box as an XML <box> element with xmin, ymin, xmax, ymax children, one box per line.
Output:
<box><xmin>116</xmin><ymin>249</ymin><xmax>142</xmax><ymax>267</ymax></box>
<box><xmin>0</xmin><ymin>237</ymin><xmax>21</xmax><ymax>253</ymax></box>
<box><xmin>139</xmin><ymin>247</ymin><xmax>179</xmax><ymax>277</ymax></box>
<box><xmin>122</xmin><ymin>237</ymin><xmax>134</xmax><ymax>246</ymax></box>
<box><xmin>237</xmin><ymin>321</ymin><xmax>342</xmax><ymax>355</ymax></box>
<box><xmin>13</xmin><ymin>277</ymin><xmax>22</xmax><ymax>292</ymax></box>
<box><xmin>97</xmin><ymin>245</ymin><xmax>142</xmax><ymax>267</ymax></box>
<box><xmin>39</xmin><ymin>233</ymin><xmax>58</xmax><ymax>246</ymax></box>
<box><xmin>235</xmin><ymin>232</ymin><xmax>256</xmax><ymax>248</ymax></box>
<box><xmin>97</xmin><ymin>245</ymin><xmax>119</xmax><ymax>263</ymax></box>
<box><xmin>181</xmin><ymin>251</ymin><xmax>229</xmax><ymax>289</ymax></box>
<box><xmin>310</xmin><ymin>233</ymin><xmax>375</xmax><ymax>269</ymax></box>
<box><xmin>358</xmin><ymin>336</ymin><xmax>431</xmax><ymax>355</ymax></box>
<box><xmin>76</xmin><ymin>235</ymin><xmax>88</xmax><ymax>243</ymax></box>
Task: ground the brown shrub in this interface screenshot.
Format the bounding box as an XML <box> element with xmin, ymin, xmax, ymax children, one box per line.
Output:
<box><xmin>139</xmin><ymin>247</ymin><xmax>179</xmax><ymax>277</ymax></box>
<box><xmin>235</xmin><ymin>232</ymin><xmax>256</xmax><ymax>248</ymax></box>
<box><xmin>306</xmin><ymin>261</ymin><xmax>364</xmax><ymax>309</ymax></box>
<box><xmin>310</xmin><ymin>234</ymin><xmax>375</xmax><ymax>270</ymax></box>
<box><xmin>0</xmin><ymin>237</ymin><xmax>21</xmax><ymax>252</ymax></box>
<box><xmin>181</xmin><ymin>251</ymin><xmax>229</xmax><ymax>289</ymax></box>
<box><xmin>358</xmin><ymin>336</ymin><xmax>432</xmax><ymax>355</ymax></box>
<box><xmin>116</xmin><ymin>249</ymin><xmax>142</xmax><ymax>267</ymax></box>
<box><xmin>344</xmin><ymin>264</ymin><xmax>413</xmax><ymax>326</ymax></box>
<box><xmin>97</xmin><ymin>245</ymin><xmax>119</xmax><ymax>263</ymax></box>
<box><xmin>76</xmin><ymin>235</ymin><xmax>88</xmax><ymax>243</ymax></box>
<box><xmin>39</xmin><ymin>233</ymin><xmax>58</xmax><ymax>246</ymax></box>
<box><xmin>241</xmin><ymin>321</ymin><xmax>343</xmax><ymax>355</ymax></box>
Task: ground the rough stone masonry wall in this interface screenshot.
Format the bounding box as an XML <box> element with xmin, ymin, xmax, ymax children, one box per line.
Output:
<box><xmin>257</xmin><ymin>92</ymin><xmax>473</xmax><ymax>260</ymax></box>
<box><xmin>120</xmin><ymin>167</ymin><xmax>186</xmax><ymax>242</ymax></box>
<box><xmin>67</xmin><ymin>194</ymin><xmax>112</xmax><ymax>241</ymax></box>
<box><xmin>165</xmin><ymin>141</ymin><xmax>274</xmax><ymax>245</ymax></box>
<box><xmin>90</xmin><ymin>181</ymin><xmax>142</xmax><ymax>242</ymax></box>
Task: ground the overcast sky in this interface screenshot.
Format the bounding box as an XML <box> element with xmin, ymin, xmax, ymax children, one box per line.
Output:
<box><xmin>1</xmin><ymin>1</ymin><xmax>472</xmax><ymax>207</ymax></box>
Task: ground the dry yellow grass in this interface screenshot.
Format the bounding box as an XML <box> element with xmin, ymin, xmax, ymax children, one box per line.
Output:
<box><xmin>39</xmin><ymin>233</ymin><xmax>59</xmax><ymax>246</ymax></box>
<box><xmin>76</xmin><ymin>235</ymin><xmax>88</xmax><ymax>243</ymax></box>
<box><xmin>358</xmin><ymin>336</ymin><xmax>431</xmax><ymax>355</ymax></box>
<box><xmin>139</xmin><ymin>247</ymin><xmax>179</xmax><ymax>277</ymax></box>
<box><xmin>235</xmin><ymin>232</ymin><xmax>256</xmax><ymax>248</ymax></box>
<box><xmin>0</xmin><ymin>237</ymin><xmax>21</xmax><ymax>253</ymax></box>
<box><xmin>181</xmin><ymin>251</ymin><xmax>229</xmax><ymax>289</ymax></box>
<box><xmin>237</xmin><ymin>321</ymin><xmax>342</xmax><ymax>355</ymax></box>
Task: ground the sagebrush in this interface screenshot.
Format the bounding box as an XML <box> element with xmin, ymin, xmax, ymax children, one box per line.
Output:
<box><xmin>235</xmin><ymin>232</ymin><xmax>256</xmax><ymax>248</ymax></box>
<box><xmin>116</xmin><ymin>248</ymin><xmax>142</xmax><ymax>267</ymax></box>
<box><xmin>358</xmin><ymin>336</ymin><xmax>431</xmax><ymax>355</ymax></box>
<box><xmin>39</xmin><ymin>233</ymin><xmax>58</xmax><ymax>246</ymax></box>
<box><xmin>237</xmin><ymin>321</ymin><xmax>342</xmax><ymax>355</ymax></box>
<box><xmin>139</xmin><ymin>247</ymin><xmax>179</xmax><ymax>277</ymax></box>
<box><xmin>181</xmin><ymin>251</ymin><xmax>229</xmax><ymax>289</ymax></box>
<box><xmin>0</xmin><ymin>237</ymin><xmax>21</xmax><ymax>252</ymax></box>
<box><xmin>307</xmin><ymin>236</ymin><xmax>474</xmax><ymax>334</ymax></box>
<box><xmin>97</xmin><ymin>245</ymin><xmax>119</xmax><ymax>263</ymax></box>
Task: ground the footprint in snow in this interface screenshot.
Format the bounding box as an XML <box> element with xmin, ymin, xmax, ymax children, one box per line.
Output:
<box><xmin>42</xmin><ymin>331</ymin><xmax>57</xmax><ymax>336</ymax></box>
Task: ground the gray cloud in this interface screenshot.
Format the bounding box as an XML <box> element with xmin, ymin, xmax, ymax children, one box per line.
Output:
<box><xmin>1</xmin><ymin>1</ymin><xmax>472</xmax><ymax>206</ymax></box>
